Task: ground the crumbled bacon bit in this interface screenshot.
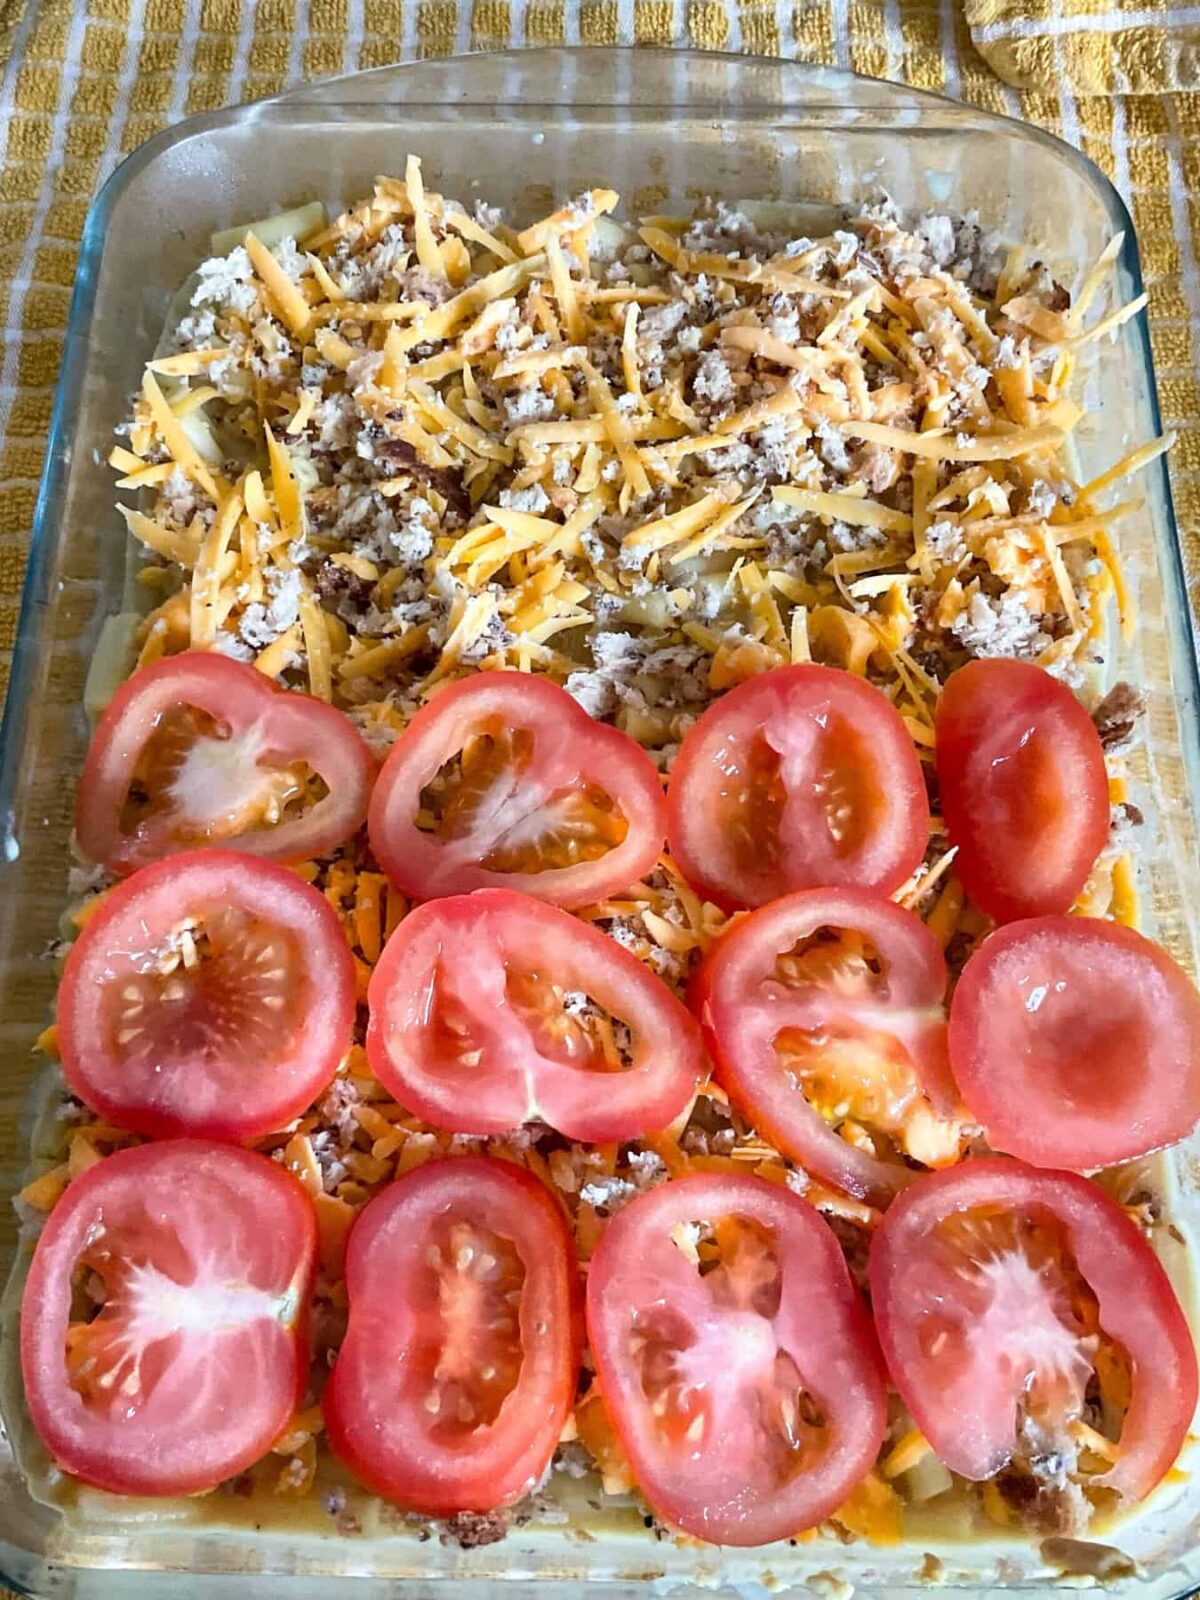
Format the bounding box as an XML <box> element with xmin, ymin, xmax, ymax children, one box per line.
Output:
<box><xmin>316</xmin><ymin>561</ymin><xmax>374</xmax><ymax>609</ymax></box>
<box><xmin>1092</xmin><ymin>681</ymin><xmax>1146</xmax><ymax>751</ymax></box>
<box><xmin>439</xmin><ymin>1510</ymin><xmax>509</xmax><ymax>1548</ymax></box>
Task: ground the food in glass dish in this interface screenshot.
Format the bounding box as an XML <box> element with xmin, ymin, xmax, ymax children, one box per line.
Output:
<box><xmin>9</xmin><ymin>157</ymin><xmax>1196</xmax><ymax>1553</ymax></box>
<box><xmin>20</xmin><ymin>1140</ymin><xmax>316</xmax><ymax>1496</ymax></box>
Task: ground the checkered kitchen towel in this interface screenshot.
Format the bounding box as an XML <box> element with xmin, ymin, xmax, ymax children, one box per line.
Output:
<box><xmin>966</xmin><ymin>0</ymin><xmax>1200</xmax><ymax>95</ymax></box>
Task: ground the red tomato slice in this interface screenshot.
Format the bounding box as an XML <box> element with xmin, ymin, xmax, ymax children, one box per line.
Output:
<box><xmin>57</xmin><ymin>848</ymin><xmax>356</xmax><ymax>1141</ymax></box>
<box><xmin>586</xmin><ymin>1172</ymin><xmax>887</xmax><ymax>1545</ymax></box>
<box><xmin>869</xmin><ymin>1159</ymin><xmax>1198</xmax><ymax>1506</ymax></box>
<box><xmin>367</xmin><ymin>672</ymin><xmax>666</xmax><ymax>908</ymax></box>
<box><xmin>21</xmin><ymin>1140</ymin><xmax>315</xmax><ymax>1496</ymax></box>
<box><xmin>934</xmin><ymin>659</ymin><xmax>1109</xmax><ymax>924</ymax></box>
<box><xmin>323</xmin><ymin>1157</ymin><xmax>580</xmax><ymax>1514</ymax></box>
<box><xmin>77</xmin><ymin>652</ymin><xmax>374</xmax><ymax>873</ymax></box>
<box><xmin>948</xmin><ymin>914</ymin><xmax>1200</xmax><ymax>1169</ymax></box>
<box><xmin>692</xmin><ymin>888</ymin><xmax>959</xmax><ymax>1204</ymax></box>
<box><xmin>366</xmin><ymin>889</ymin><xmax>704</xmax><ymax>1141</ymax></box>
<box><xmin>666</xmin><ymin>665</ymin><xmax>928</xmax><ymax>911</ymax></box>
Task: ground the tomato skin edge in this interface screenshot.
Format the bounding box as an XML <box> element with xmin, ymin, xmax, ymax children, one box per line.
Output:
<box><xmin>19</xmin><ymin>1140</ymin><xmax>317</xmax><ymax>1497</ymax></box>
<box><xmin>868</xmin><ymin>1157</ymin><xmax>1199</xmax><ymax>1505</ymax></box>
<box><xmin>367</xmin><ymin>673</ymin><xmax>668</xmax><ymax>909</ymax></box>
<box><xmin>585</xmin><ymin>1172</ymin><xmax>889</xmax><ymax>1546</ymax></box>
<box><xmin>366</xmin><ymin>888</ymin><xmax>706</xmax><ymax>1143</ymax></box>
<box><xmin>665</xmin><ymin>665</ymin><xmax>930</xmax><ymax>913</ymax></box>
<box><xmin>946</xmin><ymin>914</ymin><xmax>1200</xmax><ymax>1170</ymax></box>
<box><xmin>322</xmin><ymin>1157</ymin><xmax>582</xmax><ymax>1515</ymax></box>
<box><xmin>933</xmin><ymin>659</ymin><xmax>1110</xmax><ymax>925</ymax></box>
<box><xmin>55</xmin><ymin>848</ymin><xmax>357</xmax><ymax>1142</ymax></box>
<box><xmin>75</xmin><ymin>651</ymin><xmax>376</xmax><ymax>875</ymax></box>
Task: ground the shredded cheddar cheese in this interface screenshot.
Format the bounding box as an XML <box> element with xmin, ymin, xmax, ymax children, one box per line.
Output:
<box><xmin>111</xmin><ymin>176</ymin><xmax>1153</xmax><ymax>756</ymax></box>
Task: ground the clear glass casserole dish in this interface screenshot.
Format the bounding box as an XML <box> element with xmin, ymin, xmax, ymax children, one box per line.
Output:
<box><xmin>1</xmin><ymin>44</ymin><xmax>1199</xmax><ymax>1598</ymax></box>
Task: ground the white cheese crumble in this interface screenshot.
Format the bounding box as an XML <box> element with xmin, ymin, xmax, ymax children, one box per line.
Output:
<box><xmin>951</xmin><ymin>591</ymin><xmax>1049</xmax><ymax>659</ymax></box>
<box><xmin>190</xmin><ymin>246</ymin><xmax>257</xmax><ymax>315</ymax></box>
<box><xmin>239</xmin><ymin>567</ymin><xmax>303</xmax><ymax>650</ymax></box>
<box><xmin>498</xmin><ymin>484</ymin><xmax>551</xmax><ymax>514</ymax></box>
<box><xmin>693</xmin><ymin>350</ymin><xmax>734</xmax><ymax>405</ymax></box>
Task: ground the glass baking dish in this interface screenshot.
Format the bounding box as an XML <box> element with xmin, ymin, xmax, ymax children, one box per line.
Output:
<box><xmin>2</xmin><ymin>44</ymin><xmax>1199</xmax><ymax>1599</ymax></box>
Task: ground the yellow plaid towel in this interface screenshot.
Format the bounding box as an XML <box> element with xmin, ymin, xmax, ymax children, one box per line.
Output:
<box><xmin>965</xmin><ymin>0</ymin><xmax>1200</xmax><ymax>93</ymax></box>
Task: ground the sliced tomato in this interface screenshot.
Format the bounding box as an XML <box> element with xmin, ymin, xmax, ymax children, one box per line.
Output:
<box><xmin>57</xmin><ymin>848</ymin><xmax>356</xmax><ymax>1141</ymax></box>
<box><xmin>869</xmin><ymin>1159</ymin><xmax>1198</xmax><ymax>1506</ymax></box>
<box><xmin>21</xmin><ymin>1139</ymin><xmax>315</xmax><ymax>1496</ymax></box>
<box><xmin>666</xmin><ymin>665</ymin><xmax>928</xmax><ymax>911</ymax></box>
<box><xmin>692</xmin><ymin>888</ymin><xmax>960</xmax><ymax>1204</ymax></box>
<box><xmin>323</xmin><ymin>1157</ymin><xmax>580</xmax><ymax>1514</ymax></box>
<box><xmin>367</xmin><ymin>672</ymin><xmax>666</xmax><ymax>908</ymax></box>
<box><xmin>586</xmin><ymin>1172</ymin><xmax>886</xmax><ymax>1546</ymax></box>
<box><xmin>934</xmin><ymin>659</ymin><xmax>1109</xmax><ymax>924</ymax></box>
<box><xmin>948</xmin><ymin>914</ymin><xmax>1200</xmax><ymax>1169</ymax></box>
<box><xmin>366</xmin><ymin>889</ymin><xmax>704</xmax><ymax>1141</ymax></box>
<box><xmin>77</xmin><ymin>652</ymin><xmax>374</xmax><ymax>873</ymax></box>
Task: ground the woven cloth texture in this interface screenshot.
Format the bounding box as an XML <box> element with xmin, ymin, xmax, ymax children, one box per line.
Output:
<box><xmin>964</xmin><ymin>0</ymin><xmax>1200</xmax><ymax>96</ymax></box>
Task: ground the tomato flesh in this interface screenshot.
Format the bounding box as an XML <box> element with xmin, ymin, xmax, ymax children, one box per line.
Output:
<box><xmin>586</xmin><ymin>1173</ymin><xmax>887</xmax><ymax>1546</ymax></box>
<box><xmin>666</xmin><ymin>665</ymin><xmax>929</xmax><ymax>911</ymax></box>
<box><xmin>323</xmin><ymin>1157</ymin><xmax>580</xmax><ymax>1514</ymax></box>
<box><xmin>948</xmin><ymin>915</ymin><xmax>1200</xmax><ymax>1169</ymax></box>
<box><xmin>20</xmin><ymin>1140</ymin><xmax>315</xmax><ymax>1496</ymax></box>
<box><xmin>57</xmin><ymin>848</ymin><xmax>356</xmax><ymax>1141</ymax></box>
<box><xmin>367</xmin><ymin>889</ymin><xmax>704</xmax><ymax>1141</ymax></box>
<box><xmin>869</xmin><ymin>1159</ymin><xmax>1198</xmax><ymax>1507</ymax></box>
<box><xmin>368</xmin><ymin>673</ymin><xmax>667</xmax><ymax>907</ymax></box>
<box><xmin>76</xmin><ymin>652</ymin><xmax>374</xmax><ymax>873</ymax></box>
<box><xmin>693</xmin><ymin>888</ymin><xmax>961</xmax><ymax>1203</ymax></box>
<box><xmin>934</xmin><ymin>659</ymin><xmax>1109</xmax><ymax>924</ymax></box>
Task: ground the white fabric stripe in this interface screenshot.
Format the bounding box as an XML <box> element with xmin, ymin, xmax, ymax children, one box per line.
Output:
<box><xmin>726</xmin><ymin>0</ymin><xmax>743</xmax><ymax>52</ymax></box>
<box><xmin>775</xmin><ymin>0</ymin><xmax>795</xmax><ymax>59</ymax></box>
<box><xmin>882</xmin><ymin>0</ymin><xmax>905</xmax><ymax>79</ymax></box>
<box><xmin>509</xmin><ymin>0</ymin><xmax>528</xmax><ymax>48</ymax></box>
<box><xmin>0</xmin><ymin>0</ymin><xmax>40</xmax><ymax>116</ymax></box>
<box><xmin>226</xmin><ymin>0</ymin><xmax>261</xmax><ymax>102</ymax></box>
<box><xmin>345</xmin><ymin>0</ymin><xmax>365</xmax><ymax>70</ymax></box>
<box><xmin>400</xmin><ymin>0</ymin><xmax>420</xmax><ymax>61</ymax></box>
<box><xmin>973</xmin><ymin>3</ymin><xmax>1200</xmax><ymax>43</ymax></box>
<box><xmin>938</xmin><ymin>0</ymin><xmax>960</xmax><ymax>96</ymax></box>
<box><xmin>829</xmin><ymin>0</ymin><xmax>849</xmax><ymax>68</ymax></box>
<box><xmin>0</xmin><ymin>0</ymin><xmax>90</xmax><ymax>420</ymax></box>
<box><xmin>1111</xmin><ymin>91</ymin><xmax>1130</xmax><ymax>206</ymax></box>
<box><xmin>91</xmin><ymin>0</ymin><xmax>145</xmax><ymax>215</ymax></box>
<box><xmin>454</xmin><ymin>0</ymin><xmax>472</xmax><ymax>55</ymax></box>
<box><xmin>1164</xmin><ymin>98</ymin><xmax>1200</xmax><ymax>359</ymax></box>
<box><xmin>616</xmin><ymin>0</ymin><xmax>635</xmax><ymax>41</ymax></box>
<box><xmin>1054</xmin><ymin>34</ymin><xmax>1081</xmax><ymax>148</ymax></box>
<box><xmin>286</xmin><ymin>0</ymin><xmax>310</xmax><ymax>85</ymax></box>
<box><xmin>166</xmin><ymin>0</ymin><xmax>205</xmax><ymax>121</ymax></box>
